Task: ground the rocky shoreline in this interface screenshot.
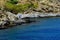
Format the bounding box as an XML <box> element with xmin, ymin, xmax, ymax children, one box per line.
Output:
<box><xmin>0</xmin><ymin>11</ymin><xmax>60</xmax><ymax>29</ymax></box>
<box><xmin>0</xmin><ymin>0</ymin><xmax>60</xmax><ymax>29</ymax></box>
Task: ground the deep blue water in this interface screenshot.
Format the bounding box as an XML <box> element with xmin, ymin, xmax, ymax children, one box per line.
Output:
<box><xmin>0</xmin><ymin>17</ymin><xmax>60</xmax><ymax>40</ymax></box>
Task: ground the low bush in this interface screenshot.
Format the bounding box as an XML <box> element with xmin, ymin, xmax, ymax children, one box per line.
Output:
<box><xmin>5</xmin><ymin>1</ymin><xmax>38</xmax><ymax>14</ymax></box>
<box><xmin>5</xmin><ymin>2</ymin><xmax>32</xmax><ymax>14</ymax></box>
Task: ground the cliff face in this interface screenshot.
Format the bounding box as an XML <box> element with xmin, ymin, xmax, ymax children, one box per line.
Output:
<box><xmin>35</xmin><ymin>0</ymin><xmax>60</xmax><ymax>13</ymax></box>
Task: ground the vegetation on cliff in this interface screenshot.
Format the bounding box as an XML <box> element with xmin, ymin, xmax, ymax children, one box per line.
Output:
<box><xmin>0</xmin><ymin>0</ymin><xmax>60</xmax><ymax>13</ymax></box>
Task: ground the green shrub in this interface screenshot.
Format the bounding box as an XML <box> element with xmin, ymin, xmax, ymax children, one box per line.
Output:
<box><xmin>33</xmin><ymin>2</ymin><xmax>38</xmax><ymax>9</ymax></box>
<box><xmin>17</xmin><ymin>3</ymin><xmax>32</xmax><ymax>12</ymax></box>
<box><xmin>5</xmin><ymin>2</ymin><xmax>32</xmax><ymax>13</ymax></box>
<box><xmin>5</xmin><ymin>2</ymin><xmax>14</xmax><ymax>11</ymax></box>
<box><xmin>5</xmin><ymin>3</ymin><xmax>19</xmax><ymax>14</ymax></box>
<box><xmin>5</xmin><ymin>1</ymin><xmax>38</xmax><ymax>13</ymax></box>
<box><xmin>9</xmin><ymin>0</ymin><xmax>18</xmax><ymax>4</ymax></box>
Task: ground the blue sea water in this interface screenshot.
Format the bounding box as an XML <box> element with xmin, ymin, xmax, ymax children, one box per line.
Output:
<box><xmin>0</xmin><ymin>17</ymin><xmax>60</xmax><ymax>40</ymax></box>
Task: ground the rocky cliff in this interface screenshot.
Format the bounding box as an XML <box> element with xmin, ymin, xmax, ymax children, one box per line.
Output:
<box><xmin>35</xmin><ymin>0</ymin><xmax>60</xmax><ymax>13</ymax></box>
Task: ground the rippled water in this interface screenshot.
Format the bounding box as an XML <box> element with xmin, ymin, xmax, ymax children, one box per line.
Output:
<box><xmin>0</xmin><ymin>17</ymin><xmax>60</xmax><ymax>40</ymax></box>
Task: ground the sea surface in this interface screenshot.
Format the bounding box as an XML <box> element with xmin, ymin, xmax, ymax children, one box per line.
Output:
<box><xmin>0</xmin><ymin>17</ymin><xmax>60</xmax><ymax>40</ymax></box>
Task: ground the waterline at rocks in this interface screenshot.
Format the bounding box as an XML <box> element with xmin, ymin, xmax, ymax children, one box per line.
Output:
<box><xmin>0</xmin><ymin>11</ymin><xmax>60</xmax><ymax>29</ymax></box>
